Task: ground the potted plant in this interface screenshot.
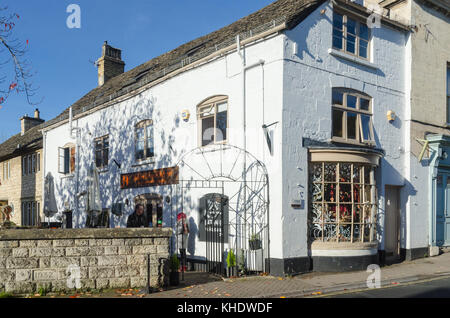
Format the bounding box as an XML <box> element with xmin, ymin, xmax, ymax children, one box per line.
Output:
<box><xmin>226</xmin><ymin>249</ymin><xmax>237</xmax><ymax>277</ymax></box>
<box><xmin>169</xmin><ymin>254</ymin><xmax>180</xmax><ymax>286</ymax></box>
<box><xmin>249</xmin><ymin>233</ymin><xmax>262</xmax><ymax>250</ymax></box>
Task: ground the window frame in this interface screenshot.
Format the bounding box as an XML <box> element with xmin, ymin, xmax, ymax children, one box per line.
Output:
<box><xmin>332</xmin><ymin>10</ymin><xmax>371</xmax><ymax>60</ymax></box>
<box><xmin>331</xmin><ymin>89</ymin><xmax>374</xmax><ymax>146</ymax></box>
<box><xmin>135</xmin><ymin>119</ymin><xmax>154</xmax><ymax>162</ymax></box>
<box><xmin>58</xmin><ymin>144</ymin><xmax>76</xmax><ymax>175</ymax></box>
<box><xmin>197</xmin><ymin>95</ymin><xmax>229</xmax><ymax>147</ymax></box>
<box><xmin>94</xmin><ymin>135</ymin><xmax>110</xmax><ymax>169</ymax></box>
<box><xmin>447</xmin><ymin>64</ymin><xmax>450</xmax><ymax>124</ymax></box>
<box><xmin>309</xmin><ymin>161</ymin><xmax>377</xmax><ymax>243</ymax></box>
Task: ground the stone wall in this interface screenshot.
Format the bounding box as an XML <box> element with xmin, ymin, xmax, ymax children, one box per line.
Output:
<box><xmin>0</xmin><ymin>228</ymin><xmax>171</xmax><ymax>294</ymax></box>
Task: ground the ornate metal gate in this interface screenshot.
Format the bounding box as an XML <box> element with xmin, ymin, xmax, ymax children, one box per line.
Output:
<box><xmin>173</xmin><ymin>144</ymin><xmax>270</xmax><ymax>276</ymax></box>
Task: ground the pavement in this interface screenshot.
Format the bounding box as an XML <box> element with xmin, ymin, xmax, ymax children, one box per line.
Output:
<box><xmin>143</xmin><ymin>251</ymin><xmax>450</xmax><ymax>298</ymax></box>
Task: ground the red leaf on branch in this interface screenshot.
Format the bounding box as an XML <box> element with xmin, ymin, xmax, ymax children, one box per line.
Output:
<box><xmin>26</xmin><ymin>39</ymin><xmax>29</xmax><ymax>45</ymax></box>
<box><xmin>9</xmin><ymin>83</ymin><xmax>17</xmax><ymax>91</ymax></box>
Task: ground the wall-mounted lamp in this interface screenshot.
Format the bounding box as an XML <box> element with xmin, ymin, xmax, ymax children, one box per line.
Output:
<box><xmin>387</xmin><ymin>110</ymin><xmax>396</xmax><ymax>123</ymax></box>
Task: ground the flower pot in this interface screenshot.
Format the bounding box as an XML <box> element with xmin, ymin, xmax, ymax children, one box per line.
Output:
<box><xmin>170</xmin><ymin>271</ymin><xmax>180</xmax><ymax>286</ymax></box>
<box><xmin>249</xmin><ymin>239</ymin><xmax>262</xmax><ymax>250</ymax></box>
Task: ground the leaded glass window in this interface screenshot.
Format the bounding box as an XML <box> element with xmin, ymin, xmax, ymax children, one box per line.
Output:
<box><xmin>309</xmin><ymin>162</ymin><xmax>377</xmax><ymax>243</ymax></box>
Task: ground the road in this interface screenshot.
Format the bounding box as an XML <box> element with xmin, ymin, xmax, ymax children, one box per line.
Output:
<box><xmin>320</xmin><ymin>276</ymin><xmax>450</xmax><ymax>298</ymax></box>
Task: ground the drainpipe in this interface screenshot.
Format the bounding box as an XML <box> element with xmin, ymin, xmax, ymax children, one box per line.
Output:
<box><xmin>42</xmin><ymin>130</ymin><xmax>47</xmax><ymax>226</ymax></box>
<box><xmin>69</xmin><ymin>107</ymin><xmax>81</xmax><ymax>227</ymax></box>
<box><xmin>236</xmin><ymin>34</ymin><xmax>265</xmax><ymax>259</ymax></box>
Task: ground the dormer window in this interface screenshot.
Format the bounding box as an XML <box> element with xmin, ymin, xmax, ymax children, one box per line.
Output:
<box><xmin>333</xmin><ymin>11</ymin><xmax>370</xmax><ymax>59</ymax></box>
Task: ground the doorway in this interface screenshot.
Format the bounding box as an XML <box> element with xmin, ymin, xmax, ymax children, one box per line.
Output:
<box><xmin>385</xmin><ymin>186</ymin><xmax>401</xmax><ymax>262</ymax></box>
<box><xmin>435</xmin><ymin>172</ymin><xmax>450</xmax><ymax>246</ymax></box>
<box><xmin>135</xmin><ymin>194</ymin><xmax>163</xmax><ymax>228</ymax></box>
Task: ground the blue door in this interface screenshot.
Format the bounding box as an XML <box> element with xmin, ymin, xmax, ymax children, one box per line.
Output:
<box><xmin>436</xmin><ymin>173</ymin><xmax>450</xmax><ymax>246</ymax></box>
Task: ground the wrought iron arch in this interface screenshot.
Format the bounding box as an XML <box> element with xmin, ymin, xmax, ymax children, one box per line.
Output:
<box><xmin>174</xmin><ymin>144</ymin><xmax>270</xmax><ymax>275</ymax></box>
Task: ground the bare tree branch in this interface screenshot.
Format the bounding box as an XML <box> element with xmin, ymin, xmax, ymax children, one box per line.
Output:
<box><xmin>0</xmin><ymin>6</ymin><xmax>42</xmax><ymax>108</ymax></box>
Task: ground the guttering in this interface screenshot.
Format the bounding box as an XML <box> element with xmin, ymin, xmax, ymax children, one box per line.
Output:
<box><xmin>332</xmin><ymin>0</ymin><xmax>412</xmax><ymax>32</ymax></box>
<box><xmin>40</xmin><ymin>22</ymin><xmax>287</xmax><ymax>133</ymax></box>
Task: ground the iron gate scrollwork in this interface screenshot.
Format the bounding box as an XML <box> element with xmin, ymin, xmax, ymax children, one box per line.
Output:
<box><xmin>174</xmin><ymin>144</ymin><xmax>270</xmax><ymax>276</ymax></box>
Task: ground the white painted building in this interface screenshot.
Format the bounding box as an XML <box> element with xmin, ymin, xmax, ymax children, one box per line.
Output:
<box><xmin>41</xmin><ymin>0</ymin><xmax>414</xmax><ymax>275</ymax></box>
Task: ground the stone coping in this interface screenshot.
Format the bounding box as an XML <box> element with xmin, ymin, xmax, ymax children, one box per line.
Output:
<box><xmin>0</xmin><ymin>227</ymin><xmax>172</xmax><ymax>240</ymax></box>
<box><xmin>310</xmin><ymin>241</ymin><xmax>378</xmax><ymax>250</ymax></box>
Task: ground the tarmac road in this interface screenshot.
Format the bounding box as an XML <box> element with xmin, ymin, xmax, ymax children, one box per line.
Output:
<box><xmin>321</xmin><ymin>276</ymin><xmax>450</xmax><ymax>298</ymax></box>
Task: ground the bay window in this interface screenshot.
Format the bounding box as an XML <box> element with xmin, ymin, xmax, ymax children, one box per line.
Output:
<box><xmin>309</xmin><ymin>159</ymin><xmax>378</xmax><ymax>243</ymax></box>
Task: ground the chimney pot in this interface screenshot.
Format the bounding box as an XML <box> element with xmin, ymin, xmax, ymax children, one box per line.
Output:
<box><xmin>34</xmin><ymin>108</ymin><xmax>40</xmax><ymax>119</ymax></box>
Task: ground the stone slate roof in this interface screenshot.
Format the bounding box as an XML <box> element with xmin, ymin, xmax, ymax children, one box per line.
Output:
<box><xmin>42</xmin><ymin>0</ymin><xmax>325</xmax><ymax>129</ymax></box>
<box><xmin>0</xmin><ymin>124</ymin><xmax>43</xmax><ymax>162</ymax></box>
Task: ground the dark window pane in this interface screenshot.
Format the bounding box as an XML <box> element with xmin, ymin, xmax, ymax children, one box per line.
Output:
<box><xmin>346</xmin><ymin>34</ymin><xmax>356</xmax><ymax>53</ymax></box>
<box><xmin>201</xmin><ymin>116</ymin><xmax>215</xmax><ymax>146</ymax></box>
<box><xmin>103</xmin><ymin>148</ymin><xmax>108</xmax><ymax>167</ymax></box>
<box><xmin>332</xmin><ymin>90</ymin><xmax>343</xmax><ymax>105</ymax></box>
<box><xmin>96</xmin><ymin>150</ymin><xmax>102</xmax><ymax>168</ymax></box>
<box><xmin>359</xmin><ymin>41</ymin><xmax>368</xmax><ymax>58</ymax></box>
<box><xmin>359</xmin><ymin>23</ymin><xmax>369</xmax><ymax>40</ymax></box>
<box><xmin>360</xmin><ymin>98</ymin><xmax>370</xmax><ymax>111</ymax></box>
<box><xmin>361</xmin><ymin>115</ymin><xmax>372</xmax><ymax>141</ymax></box>
<box><xmin>347</xmin><ymin>95</ymin><xmax>357</xmax><ymax>108</ymax></box>
<box><xmin>332</xmin><ymin>109</ymin><xmax>344</xmax><ymax>138</ymax></box>
<box><xmin>216</xmin><ymin>111</ymin><xmax>227</xmax><ymax>142</ymax></box>
<box><xmin>64</xmin><ymin>148</ymin><xmax>70</xmax><ymax>174</ymax></box>
<box><xmin>347</xmin><ymin>18</ymin><xmax>356</xmax><ymax>34</ymax></box>
<box><xmin>333</xmin><ymin>29</ymin><xmax>343</xmax><ymax>50</ymax></box>
<box><xmin>333</xmin><ymin>12</ymin><xmax>343</xmax><ymax>29</ymax></box>
<box><xmin>347</xmin><ymin>112</ymin><xmax>357</xmax><ymax>139</ymax></box>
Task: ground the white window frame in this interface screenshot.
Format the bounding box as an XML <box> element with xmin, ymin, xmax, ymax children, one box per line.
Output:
<box><xmin>135</xmin><ymin>120</ymin><xmax>154</xmax><ymax>162</ymax></box>
<box><xmin>197</xmin><ymin>96</ymin><xmax>228</xmax><ymax>147</ymax></box>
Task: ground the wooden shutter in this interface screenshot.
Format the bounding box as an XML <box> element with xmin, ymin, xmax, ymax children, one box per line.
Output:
<box><xmin>70</xmin><ymin>147</ymin><xmax>76</xmax><ymax>173</ymax></box>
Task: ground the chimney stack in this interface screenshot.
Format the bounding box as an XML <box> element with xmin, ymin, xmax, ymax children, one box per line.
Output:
<box><xmin>96</xmin><ymin>41</ymin><xmax>125</xmax><ymax>86</ymax></box>
<box><xmin>20</xmin><ymin>108</ymin><xmax>44</xmax><ymax>135</ymax></box>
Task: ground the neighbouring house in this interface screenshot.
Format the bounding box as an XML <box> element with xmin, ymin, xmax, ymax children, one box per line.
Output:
<box><xmin>362</xmin><ymin>0</ymin><xmax>450</xmax><ymax>261</ymax></box>
<box><xmin>0</xmin><ymin>109</ymin><xmax>44</xmax><ymax>227</ymax></box>
<box><xmin>41</xmin><ymin>0</ymin><xmax>414</xmax><ymax>276</ymax></box>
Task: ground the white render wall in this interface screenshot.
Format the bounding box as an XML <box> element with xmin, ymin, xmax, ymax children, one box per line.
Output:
<box><xmin>280</xmin><ymin>1</ymin><xmax>410</xmax><ymax>258</ymax></box>
<box><xmin>43</xmin><ymin>31</ymin><xmax>286</xmax><ymax>259</ymax></box>
<box><xmin>43</xmin><ymin>1</ymin><xmax>421</xmax><ymax>264</ymax></box>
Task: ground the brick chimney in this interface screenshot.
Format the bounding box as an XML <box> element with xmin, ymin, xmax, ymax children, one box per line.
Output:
<box><xmin>96</xmin><ymin>41</ymin><xmax>125</xmax><ymax>86</ymax></box>
<box><xmin>20</xmin><ymin>108</ymin><xmax>44</xmax><ymax>135</ymax></box>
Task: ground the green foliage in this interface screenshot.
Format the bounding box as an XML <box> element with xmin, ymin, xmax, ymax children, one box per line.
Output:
<box><xmin>38</xmin><ymin>284</ymin><xmax>50</xmax><ymax>296</ymax></box>
<box><xmin>238</xmin><ymin>249</ymin><xmax>247</xmax><ymax>274</ymax></box>
<box><xmin>0</xmin><ymin>292</ymin><xmax>14</xmax><ymax>298</ymax></box>
<box><xmin>249</xmin><ymin>233</ymin><xmax>260</xmax><ymax>242</ymax></box>
<box><xmin>170</xmin><ymin>254</ymin><xmax>180</xmax><ymax>271</ymax></box>
<box><xmin>226</xmin><ymin>249</ymin><xmax>236</xmax><ymax>268</ymax></box>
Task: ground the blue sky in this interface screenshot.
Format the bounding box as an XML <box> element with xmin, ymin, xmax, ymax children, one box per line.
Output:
<box><xmin>0</xmin><ymin>0</ymin><xmax>274</xmax><ymax>142</ymax></box>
